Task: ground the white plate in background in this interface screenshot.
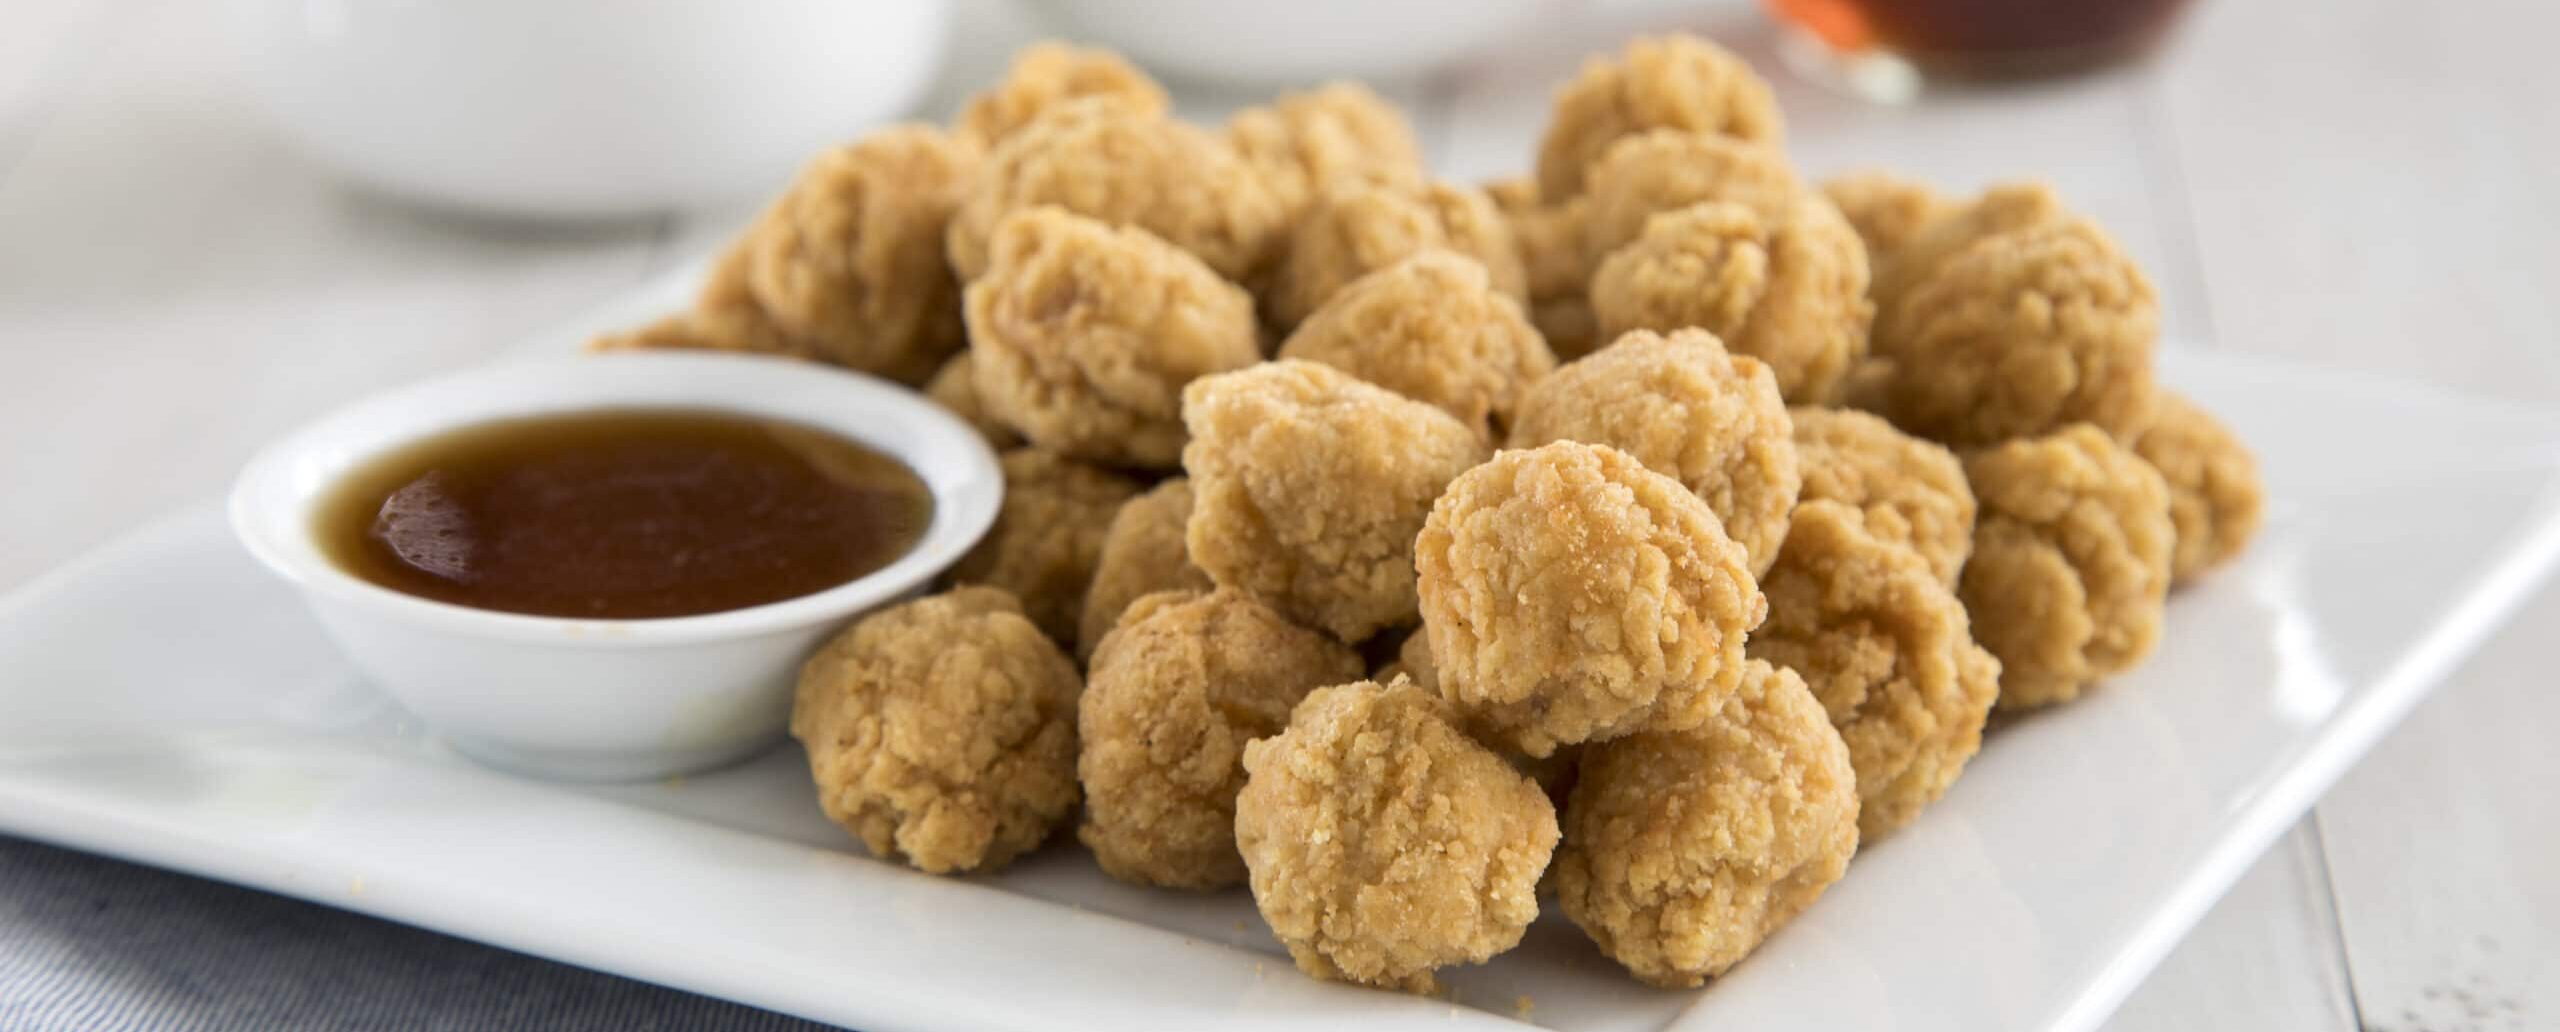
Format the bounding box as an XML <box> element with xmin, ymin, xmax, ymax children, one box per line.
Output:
<box><xmin>2</xmin><ymin>265</ymin><xmax>2556</xmax><ymax>1031</ymax></box>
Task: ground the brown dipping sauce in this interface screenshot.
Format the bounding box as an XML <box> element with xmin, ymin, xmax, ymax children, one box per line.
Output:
<box><xmin>315</xmin><ymin>408</ymin><xmax>932</xmax><ymax>619</ymax></box>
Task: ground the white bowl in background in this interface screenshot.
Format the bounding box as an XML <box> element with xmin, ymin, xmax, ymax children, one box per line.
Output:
<box><xmin>1039</xmin><ymin>0</ymin><xmax>1555</xmax><ymax>85</ymax></box>
<box><xmin>234</xmin><ymin>0</ymin><xmax>951</xmax><ymax>218</ymax></box>
<box><xmin>228</xmin><ymin>352</ymin><xmax>1002</xmax><ymax>781</ymax></box>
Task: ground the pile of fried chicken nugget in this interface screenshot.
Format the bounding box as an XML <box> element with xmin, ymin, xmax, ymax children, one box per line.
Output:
<box><xmin>596</xmin><ymin>35</ymin><xmax>2267</xmax><ymax>995</ymax></box>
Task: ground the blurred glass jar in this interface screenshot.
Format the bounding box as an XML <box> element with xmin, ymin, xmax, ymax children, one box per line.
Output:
<box><xmin>1766</xmin><ymin>0</ymin><xmax>2195</xmax><ymax>100</ymax></box>
<box><xmin>1039</xmin><ymin>0</ymin><xmax>1553</xmax><ymax>85</ymax></box>
<box><xmin>235</xmin><ymin>0</ymin><xmax>950</xmax><ymax>219</ymax></box>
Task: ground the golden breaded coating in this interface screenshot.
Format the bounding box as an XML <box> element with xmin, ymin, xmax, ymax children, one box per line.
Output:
<box><xmin>1749</xmin><ymin>502</ymin><xmax>1999</xmax><ymax>839</ymax></box>
<box><xmin>1579</xmin><ymin>129</ymin><xmax>1803</xmax><ymax>276</ymax></box>
<box><xmin>1078</xmin><ymin>478</ymin><xmax>1214</xmax><ymax>661</ymax></box>
<box><xmin>1275</xmin><ymin>251</ymin><xmax>1557</xmax><ymax>440</ymax></box>
<box><xmin>1415</xmin><ymin>441</ymin><xmax>1767</xmax><ymax>757</ymax></box>
<box><xmin>1079</xmin><ymin>588</ymin><xmax>1364</xmax><ymax>889</ymax></box>
<box><xmin>1534</xmin><ymin>34</ymin><xmax>1785</xmax><ymax>200</ymax></box>
<box><xmin>1235</xmin><ymin>678</ymin><xmax>1559</xmax><ymax>993</ymax></box>
<box><xmin>1487</xmin><ymin>177</ymin><xmax>1592</xmax><ymax>302</ymax></box>
<box><xmin>1870</xmin><ymin>181</ymin><xmax>2065</xmax><ymax>309</ymax></box>
<box><xmin>949</xmin><ymin>448</ymin><xmax>1142</xmax><ymax>644</ymax></box>
<box><xmin>955</xmin><ymin>42</ymin><xmax>1170</xmax><ymax>148</ymax></box>
<box><xmin>1182</xmin><ymin>361</ymin><xmax>1490</xmax><ymax>642</ymax></box>
<box><xmin>923</xmin><ymin>351</ymin><xmax>1022</xmax><ymax>450</ymax></box>
<box><xmin>1550</xmin><ymin>659</ymin><xmax>1857</xmax><ymax>988</ymax></box>
<box><xmin>949</xmin><ymin>99</ymin><xmax>1285</xmax><ymax>282</ymax></box>
<box><xmin>1869</xmin><ymin>209</ymin><xmax>2160</xmax><ymax>446</ymax></box>
<box><xmin>1821</xmin><ymin>170</ymin><xmax>1956</xmax><ymax>271</ymax></box>
<box><xmin>1506</xmin><ymin>329</ymin><xmax>1800</xmax><ymax>576</ymax></box>
<box><xmin>1268</xmin><ymin>179</ymin><xmax>1527</xmax><ymax>329</ymax></box>
<box><xmin>790</xmin><ymin>586</ymin><xmax>1081</xmax><ymax>874</ymax></box>
<box><xmin>1374</xmin><ymin>625</ymin><xmax>1439</xmax><ymax>689</ymax></box>
<box><xmin>1960</xmin><ymin>425</ymin><xmax>2174</xmax><ymax>709</ymax></box>
<box><xmin>965</xmin><ymin>208</ymin><xmax>1261</xmax><ymax>468</ymax></box>
<box><xmin>729</xmin><ymin>127</ymin><xmax>976</xmax><ymax>385</ymax></box>
<box><xmin>1590</xmin><ymin>198</ymin><xmax>1872</xmax><ymax>403</ymax></box>
<box><xmin>2133</xmin><ymin>392</ymin><xmax>2265</xmax><ymax>583</ymax></box>
<box><xmin>1227</xmin><ymin>83</ymin><xmax>1426</xmax><ymax>222</ymax></box>
<box><xmin>1533</xmin><ymin>295</ymin><xmax>1604</xmax><ymax>362</ymax></box>
<box><xmin>1790</xmin><ymin>406</ymin><xmax>1976</xmax><ymax>585</ymax></box>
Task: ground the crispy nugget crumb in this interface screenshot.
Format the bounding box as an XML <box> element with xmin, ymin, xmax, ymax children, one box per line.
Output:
<box><xmin>1416</xmin><ymin>441</ymin><xmax>1766</xmax><ymax>756</ymax></box>
<box><xmin>1276</xmin><ymin>251</ymin><xmax>1556</xmax><ymax>440</ymax></box>
<box><xmin>950</xmin><ymin>99</ymin><xmax>1284</xmax><ymax>282</ymax></box>
<box><xmin>1960</xmin><ymin>425</ymin><xmax>2174</xmax><ymax>709</ymax></box>
<box><xmin>1750</xmin><ymin>502</ymin><xmax>1998</xmax><ymax>838</ymax></box>
<box><xmin>1821</xmin><ymin>170</ymin><xmax>1956</xmax><ymax>270</ymax></box>
<box><xmin>1378</xmin><ymin>629</ymin><xmax>1581</xmax><ymax>809</ymax></box>
<box><xmin>924</xmin><ymin>351</ymin><xmax>1023</xmax><ymax>450</ymax></box>
<box><xmin>1868</xmin><ymin>185</ymin><xmax>2159</xmax><ymax>446</ymax></box>
<box><xmin>1270</xmin><ymin>179</ymin><xmax>1526</xmax><ymax>329</ymax></box>
<box><xmin>956</xmin><ymin>42</ymin><xmax>1170</xmax><ymax>148</ymax></box>
<box><xmin>1507</xmin><ymin>329</ymin><xmax>1800</xmax><ymax>576</ymax></box>
<box><xmin>2133</xmin><ymin>392</ymin><xmax>2265</xmax><ymax>583</ymax></box>
<box><xmin>1534</xmin><ymin>34</ymin><xmax>1784</xmax><ymax>200</ymax></box>
<box><xmin>950</xmin><ymin>449</ymin><xmax>1142</xmax><ymax>644</ymax></box>
<box><xmin>1078</xmin><ymin>588</ymin><xmax>1363</xmax><ymax>889</ymax></box>
<box><xmin>1235</xmin><ymin>678</ymin><xmax>1559</xmax><ymax>992</ymax></box>
<box><xmin>791</xmin><ymin>587</ymin><xmax>1081</xmax><ymax>874</ymax></box>
<box><xmin>1790</xmin><ymin>407</ymin><xmax>1976</xmax><ymax>585</ymax></box>
<box><xmin>1183</xmin><ymin>361</ymin><xmax>1489</xmax><ymax>642</ymax></box>
<box><xmin>966</xmin><ymin>208</ymin><xmax>1261</xmax><ymax>467</ymax></box>
<box><xmin>1590</xmin><ymin>197</ymin><xmax>1871</xmax><ymax>403</ymax></box>
<box><xmin>729</xmin><ymin>126</ymin><xmax>976</xmax><ymax>385</ymax></box>
<box><xmin>1488</xmin><ymin>177</ymin><xmax>1592</xmax><ymax>303</ymax></box>
<box><xmin>589</xmin><ymin>248</ymin><xmax>796</xmax><ymax>357</ymax></box>
<box><xmin>1079</xmin><ymin>478</ymin><xmax>1215</xmax><ymax>662</ymax></box>
<box><xmin>1552</xmin><ymin>659</ymin><xmax>1857</xmax><ymax>987</ymax></box>
<box><xmin>1580</xmin><ymin>130</ymin><xmax>1801</xmax><ymax>274</ymax></box>
<box><xmin>1228</xmin><ymin>83</ymin><xmax>1426</xmax><ymax>222</ymax></box>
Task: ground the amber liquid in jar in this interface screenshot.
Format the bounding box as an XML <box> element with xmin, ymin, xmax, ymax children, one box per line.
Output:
<box><xmin>1772</xmin><ymin>0</ymin><xmax>2194</xmax><ymax>77</ymax></box>
<box><xmin>316</xmin><ymin>408</ymin><xmax>932</xmax><ymax>619</ymax></box>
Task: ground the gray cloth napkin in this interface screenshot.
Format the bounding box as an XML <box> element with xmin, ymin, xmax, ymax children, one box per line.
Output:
<box><xmin>0</xmin><ymin>835</ymin><xmax>839</xmax><ymax>1031</ymax></box>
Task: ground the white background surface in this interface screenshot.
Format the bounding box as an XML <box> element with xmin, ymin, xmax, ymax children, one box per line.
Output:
<box><xmin>1</xmin><ymin>0</ymin><xmax>2553</xmax><ymax>1029</ymax></box>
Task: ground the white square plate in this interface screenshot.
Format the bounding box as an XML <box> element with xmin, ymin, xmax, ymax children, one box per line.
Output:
<box><xmin>4</xmin><ymin>267</ymin><xmax>2558</xmax><ymax>1032</ymax></box>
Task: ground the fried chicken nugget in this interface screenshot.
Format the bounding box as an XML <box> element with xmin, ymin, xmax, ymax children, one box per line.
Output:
<box><xmin>1078</xmin><ymin>478</ymin><xmax>1214</xmax><ymax>662</ymax></box>
<box><xmin>1821</xmin><ymin>170</ymin><xmax>1956</xmax><ymax>271</ymax></box>
<box><xmin>1790</xmin><ymin>407</ymin><xmax>1976</xmax><ymax>586</ymax></box>
<box><xmin>725</xmin><ymin>126</ymin><xmax>978</xmax><ymax>385</ymax></box>
<box><xmin>1235</xmin><ymin>677</ymin><xmax>1559</xmax><ymax>992</ymax></box>
<box><xmin>2133</xmin><ymin>392</ymin><xmax>2266</xmax><ymax>583</ymax></box>
<box><xmin>1534</xmin><ymin>34</ymin><xmax>1785</xmax><ymax>200</ymax></box>
<box><xmin>1749</xmin><ymin>502</ymin><xmax>1999</xmax><ymax>839</ymax></box>
<box><xmin>1268</xmin><ymin>178</ymin><xmax>1527</xmax><ymax>329</ymax></box>
<box><xmin>1580</xmin><ymin>129</ymin><xmax>1802</xmax><ymax>274</ymax></box>
<box><xmin>1590</xmin><ymin>197</ymin><xmax>1872</xmax><ymax>403</ymax></box>
<box><xmin>1416</xmin><ymin>441</ymin><xmax>1767</xmax><ymax>757</ymax></box>
<box><xmin>1182</xmin><ymin>361</ymin><xmax>1490</xmax><ymax>642</ymax></box>
<box><xmin>923</xmin><ymin>351</ymin><xmax>1022</xmax><ymax>450</ymax></box>
<box><xmin>949</xmin><ymin>448</ymin><xmax>1142</xmax><ymax>644</ymax></box>
<box><xmin>955</xmin><ymin>42</ymin><xmax>1171</xmax><ymax>149</ymax></box>
<box><xmin>1275</xmin><ymin>251</ymin><xmax>1557</xmax><ymax>440</ymax></box>
<box><xmin>1373</xmin><ymin>629</ymin><xmax>1582</xmax><ymax>810</ymax></box>
<box><xmin>791</xmin><ymin>586</ymin><xmax>1081</xmax><ymax>874</ymax></box>
<box><xmin>1487</xmin><ymin>177</ymin><xmax>1592</xmax><ymax>304</ymax></box>
<box><xmin>1079</xmin><ymin>588</ymin><xmax>1364</xmax><ymax>889</ymax></box>
<box><xmin>588</xmin><ymin>244</ymin><xmax>795</xmax><ymax>356</ymax></box>
<box><xmin>1960</xmin><ymin>425</ymin><xmax>2174</xmax><ymax>709</ymax></box>
<box><xmin>949</xmin><ymin>99</ymin><xmax>1286</xmax><ymax>283</ymax></box>
<box><xmin>1506</xmin><ymin>329</ymin><xmax>1800</xmax><ymax>576</ymax></box>
<box><xmin>1227</xmin><ymin>83</ymin><xmax>1426</xmax><ymax>223</ymax></box>
<box><xmin>1867</xmin><ymin>186</ymin><xmax>2160</xmax><ymax>446</ymax></box>
<box><xmin>965</xmin><ymin>208</ymin><xmax>1260</xmax><ymax>468</ymax></box>
<box><xmin>1551</xmin><ymin>658</ymin><xmax>1857</xmax><ymax>988</ymax></box>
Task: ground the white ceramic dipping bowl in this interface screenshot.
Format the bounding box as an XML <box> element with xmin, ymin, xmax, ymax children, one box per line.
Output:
<box><xmin>230</xmin><ymin>352</ymin><xmax>1001</xmax><ymax>782</ymax></box>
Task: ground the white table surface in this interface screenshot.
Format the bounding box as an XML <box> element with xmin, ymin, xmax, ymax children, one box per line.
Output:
<box><xmin>3</xmin><ymin>0</ymin><xmax>2553</xmax><ymax>1029</ymax></box>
